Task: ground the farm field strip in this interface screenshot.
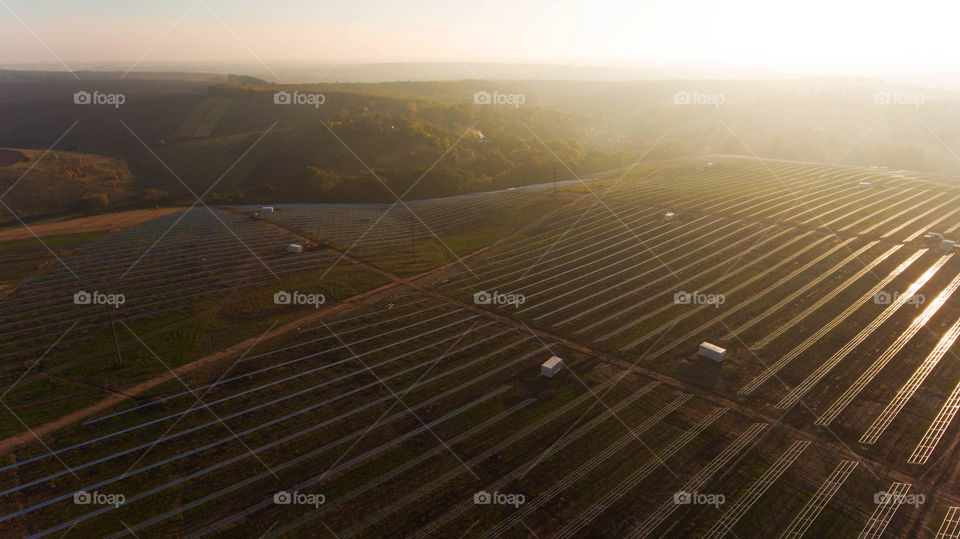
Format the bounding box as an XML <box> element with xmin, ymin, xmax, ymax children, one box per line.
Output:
<box><xmin>460</xmin><ymin>209</ymin><xmax>696</xmax><ymax>294</ymax></box>
<box><xmin>0</xmin><ymin>250</ymin><xmax>338</xmax><ymax>337</ymax></box>
<box><xmin>8</xmin><ymin>298</ymin><xmax>558</xmax><ymax>534</ymax></box>
<box><xmin>552</xmin><ymin>407</ymin><xmax>730</xmax><ymax>539</ymax></box>
<box><xmin>858</xmin><ymin>481</ymin><xmax>912</xmax><ymax>538</ymax></box>
<box><xmin>661</xmin><ymin>167</ymin><xmax>854</xmax><ymax>221</ymax></box>
<box><xmin>84</xmin><ymin>300</ymin><xmax>448</xmax><ymax>424</ymax></box>
<box><xmin>462</xmin><ymin>208</ymin><xmax>699</xmax><ymax>291</ymax></box>
<box><xmin>936</xmin><ymin>507</ymin><xmax>960</xmax><ymax>538</ymax></box>
<box><xmin>587</xmin><ymin>227</ymin><xmax>798</xmax><ymax>341</ymax></box>
<box><xmin>411</xmin><ymin>382</ymin><xmax>670</xmax><ymax>538</ymax></box>
<box><xmin>627</xmin><ymin>421</ymin><xmax>769</xmax><ymax>539</ymax></box>
<box><xmin>502</xmin><ymin>216</ymin><xmax>724</xmax><ymax>300</ymax></box>
<box><xmin>834</xmin><ymin>189</ymin><xmax>929</xmax><ymax>234</ymax></box>
<box><xmin>109</xmin><ymin>335</ymin><xmax>558</xmax><ymax>536</ymax></box>
<box><xmin>778</xmin><ymin>459</ymin><xmax>859</xmax><ymax>539</ymax></box>
<box><xmin>0</xmin><ymin>310</ymin><xmax>489</xmax><ymax>479</ymax></box>
<box><xmin>739</xmin><ymin>248</ymin><xmax>920</xmax><ymax>397</ymax></box>
<box><xmin>615</xmin><ymin>231</ymin><xmax>827</xmax><ymax>350</ymax></box>
<box><xmin>776</xmin><ymin>253</ymin><xmax>951</xmax><ymax>409</ymax></box>
<box><xmin>477</xmin><ymin>395</ymin><xmax>699</xmax><ymax>538</ymax></box>
<box><xmin>724</xmin><ymin>241</ymin><xmax>879</xmax><ymax>341</ymax></box>
<box><xmin>443</xmin><ymin>163</ymin><xmax>842</xmax><ymax>289</ymax></box>
<box><xmin>258</xmin><ymin>187</ymin><xmax>556</xmax><ymax>261</ymax></box>
<box><xmin>1</xmin><ymin>210</ymin><xmax>296</xmax><ymax>300</ymax></box>
<box><xmin>27</xmin><ymin>382</ymin><xmax>514</xmax><ymax>538</ymax></box>
<box><xmin>442</xmin><ymin>203</ymin><xmax>667</xmax><ymax>288</ymax></box>
<box><xmin>744</xmin><ymin>173</ymin><xmax>880</xmax><ymax>223</ymax></box>
<box><xmin>816</xmin><ymin>268</ymin><xmax>960</xmax><ymax>426</ymax></box>
<box><xmin>444</xmin><ymin>165</ymin><xmax>722</xmax><ymax>266</ymax></box>
<box><xmin>544</xmin><ymin>224</ymin><xmax>774</xmax><ymax>327</ymax></box>
<box><xmin>198</xmin><ymin>394</ymin><xmax>541</xmax><ymax>537</ymax></box>
<box><xmin>882</xmin><ymin>194</ymin><xmax>960</xmax><ymax>240</ymax></box>
<box><xmin>750</xmin><ymin>245</ymin><xmax>905</xmax><ymax>351</ymax></box>
<box><xmin>702</xmin><ymin>439</ymin><xmax>811</xmax><ymax>539</ymax></box>
<box><xmin>644</xmin><ymin>236</ymin><xmax>858</xmax><ymax>359</ymax></box>
<box><xmin>344</xmin><ymin>376</ymin><xmax>629</xmax><ymax>538</ymax></box>
<box><xmin>2</xmin><ymin>320</ymin><xmax>516</xmax><ymax>503</ymax></box>
<box><xmin>909</xmin><ymin>372</ymin><xmax>960</xmax><ymax>464</ymax></box>
<box><xmin>502</xmin><ymin>218</ymin><xmax>743</xmax><ymax>310</ymax></box>
<box><xmin>0</xmin><ymin>254</ymin><xmax>344</xmax><ymax>358</ymax></box>
<box><xmin>775</xmin><ymin>172</ymin><xmax>887</xmax><ymax>222</ymax></box>
<box><xmin>443</xmin><ymin>181</ymin><xmax>733</xmax><ymax>289</ymax></box>
<box><xmin>852</xmin><ymin>190</ymin><xmax>946</xmax><ymax>238</ymax></box>
<box><xmin>274</xmin><ymin>381</ymin><xmax>663</xmax><ymax>537</ymax></box>
<box><xmin>450</xmin><ymin>162</ymin><xmax>848</xmax><ymax>292</ymax></box>
<box><xmin>799</xmin><ymin>187</ymin><xmax>910</xmax><ymax>228</ymax></box>
<box><xmin>861</xmin><ymin>311</ymin><xmax>960</xmax><ymax>445</ymax></box>
<box><xmin>904</xmin><ymin>203</ymin><xmax>960</xmax><ymax>241</ymax></box>
<box><xmin>0</xmin><ymin>227</ymin><xmax>310</xmax><ymax>319</ymax></box>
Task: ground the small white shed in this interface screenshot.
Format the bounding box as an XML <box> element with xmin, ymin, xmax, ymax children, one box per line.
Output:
<box><xmin>287</xmin><ymin>243</ymin><xmax>304</xmax><ymax>254</ymax></box>
<box><xmin>261</xmin><ymin>206</ymin><xmax>275</xmax><ymax>213</ymax></box>
<box><xmin>664</xmin><ymin>212</ymin><xmax>677</xmax><ymax>223</ymax></box>
<box><xmin>858</xmin><ymin>181</ymin><xmax>873</xmax><ymax>190</ymax></box>
<box><xmin>940</xmin><ymin>240</ymin><xmax>956</xmax><ymax>252</ymax></box>
<box><xmin>541</xmin><ymin>356</ymin><xmax>564</xmax><ymax>378</ymax></box>
<box><xmin>699</xmin><ymin>342</ymin><xmax>726</xmax><ymax>363</ymax></box>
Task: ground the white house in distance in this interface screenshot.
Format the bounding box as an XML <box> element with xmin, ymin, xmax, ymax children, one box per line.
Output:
<box><xmin>541</xmin><ymin>356</ymin><xmax>564</xmax><ymax>377</ymax></box>
<box><xmin>858</xmin><ymin>181</ymin><xmax>873</xmax><ymax>190</ymax></box>
<box><xmin>287</xmin><ymin>243</ymin><xmax>304</xmax><ymax>254</ymax></box>
<box><xmin>664</xmin><ymin>212</ymin><xmax>677</xmax><ymax>222</ymax></box>
<box><xmin>699</xmin><ymin>342</ymin><xmax>726</xmax><ymax>363</ymax></box>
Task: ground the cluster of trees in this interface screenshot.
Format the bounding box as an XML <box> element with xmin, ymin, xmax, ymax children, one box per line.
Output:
<box><xmin>194</xmin><ymin>92</ymin><xmax>663</xmax><ymax>204</ymax></box>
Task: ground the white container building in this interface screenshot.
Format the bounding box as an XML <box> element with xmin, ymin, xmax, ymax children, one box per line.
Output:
<box><xmin>287</xmin><ymin>243</ymin><xmax>304</xmax><ymax>254</ymax></box>
<box><xmin>541</xmin><ymin>356</ymin><xmax>564</xmax><ymax>377</ymax></box>
<box><xmin>261</xmin><ymin>206</ymin><xmax>275</xmax><ymax>213</ymax></box>
<box><xmin>664</xmin><ymin>212</ymin><xmax>677</xmax><ymax>222</ymax></box>
<box><xmin>698</xmin><ymin>342</ymin><xmax>726</xmax><ymax>363</ymax></box>
<box><xmin>858</xmin><ymin>181</ymin><xmax>873</xmax><ymax>190</ymax></box>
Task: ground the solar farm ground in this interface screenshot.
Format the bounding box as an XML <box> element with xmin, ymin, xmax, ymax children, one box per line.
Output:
<box><xmin>3</xmin><ymin>156</ymin><xmax>960</xmax><ymax>537</ymax></box>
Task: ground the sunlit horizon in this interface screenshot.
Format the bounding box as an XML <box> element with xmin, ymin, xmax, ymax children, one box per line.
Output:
<box><xmin>2</xmin><ymin>0</ymin><xmax>959</xmax><ymax>82</ymax></box>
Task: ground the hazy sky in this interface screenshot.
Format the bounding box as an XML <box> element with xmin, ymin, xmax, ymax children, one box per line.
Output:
<box><xmin>2</xmin><ymin>0</ymin><xmax>958</xmax><ymax>73</ymax></box>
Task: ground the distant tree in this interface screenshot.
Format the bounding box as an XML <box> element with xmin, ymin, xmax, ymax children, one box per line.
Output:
<box><xmin>143</xmin><ymin>188</ymin><xmax>170</xmax><ymax>206</ymax></box>
<box><xmin>68</xmin><ymin>193</ymin><xmax>110</xmax><ymax>215</ymax></box>
<box><xmin>302</xmin><ymin>167</ymin><xmax>342</xmax><ymax>199</ymax></box>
